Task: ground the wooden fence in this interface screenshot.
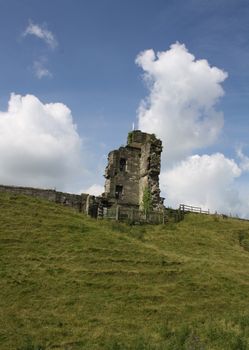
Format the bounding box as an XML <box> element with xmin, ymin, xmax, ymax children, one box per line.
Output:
<box><xmin>179</xmin><ymin>204</ymin><xmax>210</xmax><ymax>215</ymax></box>
<box><xmin>102</xmin><ymin>206</ymin><xmax>166</xmax><ymax>224</ymax></box>
<box><xmin>97</xmin><ymin>203</ymin><xmax>210</xmax><ymax>225</ymax></box>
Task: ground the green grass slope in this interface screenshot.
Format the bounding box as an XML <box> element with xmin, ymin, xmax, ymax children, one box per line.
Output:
<box><xmin>0</xmin><ymin>192</ymin><xmax>249</xmax><ymax>350</ymax></box>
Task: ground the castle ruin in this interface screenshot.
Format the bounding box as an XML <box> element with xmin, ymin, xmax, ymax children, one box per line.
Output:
<box><xmin>103</xmin><ymin>130</ymin><xmax>164</xmax><ymax>211</ymax></box>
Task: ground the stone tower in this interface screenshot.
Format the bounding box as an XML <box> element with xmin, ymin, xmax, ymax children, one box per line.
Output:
<box><xmin>104</xmin><ymin>130</ymin><xmax>164</xmax><ymax>210</ymax></box>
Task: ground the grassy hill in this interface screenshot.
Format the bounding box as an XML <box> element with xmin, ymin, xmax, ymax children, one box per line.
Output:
<box><xmin>0</xmin><ymin>192</ymin><xmax>249</xmax><ymax>350</ymax></box>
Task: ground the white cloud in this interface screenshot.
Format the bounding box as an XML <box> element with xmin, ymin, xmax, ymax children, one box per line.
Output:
<box><xmin>136</xmin><ymin>42</ymin><xmax>227</xmax><ymax>164</ymax></box>
<box><xmin>161</xmin><ymin>154</ymin><xmax>243</xmax><ymax>214</ymax></box>
<box><xmin>83</xmin><ymin>184</ymin><xmax>104</xmax><ymax>196</ymax></box>
<box><xmin>33</xmin><ymin>59</ymin><xmax>52</xmax><ymax>79</ymax></box>
<box><xmin>23</xmin><ymin>21</ymin><xmax>58</xmax><ymax>49</ymax></box>
<box><xmin>0</xmin><ymin>93</ymin><xmax>84</xmax><ymax>191</ymax></box>
<box><xmin>236</xmin><ymin>147</ymin><xmax>249</xmax><ymax>172</ymax></box>
<box><xmin>135</xmin><ymin>42</ymin><xmax>249</xmax><ymax>217</ymax></box>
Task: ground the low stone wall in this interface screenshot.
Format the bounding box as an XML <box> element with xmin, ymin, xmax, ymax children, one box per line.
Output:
<box><xmin>0</xmin><ymin>184</ymin><xmax>168</xmax><ymax>223</ymax></box>
<box><xmin>0</xmin><ymin>185</ymin><xmax>89</xmax><ymax>213</ymax></box>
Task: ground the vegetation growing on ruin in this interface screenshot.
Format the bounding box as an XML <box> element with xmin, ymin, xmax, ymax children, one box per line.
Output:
<box><xmin>142</xmin><ymin>186</ymin><xmax>152</xmax><ymax>216</ymax></box>
<box><xmin>0</xmin><ymin>192</ymin><xmax>249</xmax><ymax>349</ymax></box>
<box><xmin>127</xmin><ymin>131</ymin><xmax>133</xmax><ymax>144</ymax></box>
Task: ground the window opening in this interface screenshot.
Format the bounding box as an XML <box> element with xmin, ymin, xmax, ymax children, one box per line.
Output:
<box><xmin>119</xmin><ymin>158</ymin><xmax>127</xmax><ymax>172</ymax></box>
<box><xmin>115</xmin><ymin>185</ymin><xmax>123</xmax><ymax>199</ymax></box>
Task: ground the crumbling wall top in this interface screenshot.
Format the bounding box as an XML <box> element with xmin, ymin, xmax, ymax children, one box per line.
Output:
<box><xmin>127</xmin><ymin>130</ymin><xmax>162</xmax><ymax>149</ymax></box>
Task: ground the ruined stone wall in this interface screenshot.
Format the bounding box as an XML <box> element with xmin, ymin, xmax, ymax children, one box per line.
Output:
<box><xmin>139</xmin><ymin>136</ymin><xmax>163</xmax><ymax>210</ymax></box>
<box><xmin>104</xmin><ymin>146</ymin><xmax>141</xmax><ymax>206</ymax></box>
<box><xmin>0</xmin><ymin>185</ymin><xmax>89</xmax><ymax>212</ymax></box>
<box><xmin>104</xmin><ymin>130</ymin><xmax>164</xmax><ymax>210</ymax></box>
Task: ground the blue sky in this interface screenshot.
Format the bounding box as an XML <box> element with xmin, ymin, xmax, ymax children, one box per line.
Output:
<box><xmin>1</xmin><ymin>0</ymin><xmax>249</xmax><ymax>216</ymax></box>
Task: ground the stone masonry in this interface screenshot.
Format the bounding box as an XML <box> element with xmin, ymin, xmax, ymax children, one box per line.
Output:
<box><xmin>104</xmin><ymin>130</ymin><xmax>164</xmax><ymax>210</ymax></box>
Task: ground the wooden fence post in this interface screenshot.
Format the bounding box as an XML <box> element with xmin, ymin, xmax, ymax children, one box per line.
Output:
<box><xmin>116</xmin><ymin>205</ymin><xmax>120</xmax><ymax>221</ymax></box>
<box><xmin>86</xmin><ymin>195</ymin><xmax>90</xmax><ymax>216</ymax></box>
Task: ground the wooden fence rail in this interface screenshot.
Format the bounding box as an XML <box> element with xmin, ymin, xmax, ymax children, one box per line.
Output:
<box><xmin>102</xmin><ymin>206</ymin><xmax>166</xmax><ymax>224</ymax></box>
<box><xmin>97</xmin><ymin>203</ymin><xmax>210</xmax><ymax>225</ymax></box>
<box><xmin>179</xmin><ymin>204</ymin><xmax>210</xmax><ymax>215</ymax></box>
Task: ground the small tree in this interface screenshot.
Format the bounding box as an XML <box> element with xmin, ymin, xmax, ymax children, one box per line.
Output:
<box><xmin>142</xmin><ymin>186</ymin><xmax>152</xmax><ymax>217</ymax></box>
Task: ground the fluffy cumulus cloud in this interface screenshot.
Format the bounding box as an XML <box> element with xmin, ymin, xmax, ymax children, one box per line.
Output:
<box><xmin>136</xmin><ymin>42</ymin><xmax>249</xmax><ymax>216</ymax></box>
<box><xmin>23</xmin><ymin>21</ymin><xmax>58</xmax><ymax>49</ymax></box>
<box><xmin>161</xmin><ymin>154</ymin><xmax>243</xmax><ymax>214</ymax></box>
<box><xmin>136</xmin><ymin>42</ymin><xmax>227</xmax><ymax>163</ymax></box>
<box><xmin>0</xmin><ymin>93</ymin><xmax>84</xmax><ymax>191</ymax></box>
